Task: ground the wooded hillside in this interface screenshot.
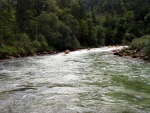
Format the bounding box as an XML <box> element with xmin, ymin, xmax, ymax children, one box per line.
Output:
<box><xmin>0</xmin><ymin>0</ymin><xmax>150</xmax><ymax>58</ymax></box>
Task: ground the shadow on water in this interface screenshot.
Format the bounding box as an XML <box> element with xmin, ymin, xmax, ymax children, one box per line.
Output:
<box><xmin>0</xmin><ymin>87</ymin><xmax>37</xmax><ymax>95</ymax></box>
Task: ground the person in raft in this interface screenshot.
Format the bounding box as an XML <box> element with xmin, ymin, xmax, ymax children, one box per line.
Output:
<box><xmin>87</xmin><ymin>47</ymin><xmax>90</xmax><ymax>50</ymax></box>
<box><xmin>64</xmin><ymin>49</ymin><xmax>70</xmax><ymax>54</ymax></box>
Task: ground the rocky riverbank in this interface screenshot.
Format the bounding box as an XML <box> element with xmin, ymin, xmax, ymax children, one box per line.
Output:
<box><xmin>0</xmin><ymin>50</ymin><xmax>57</xmax><ymax>60</ymax></box>
<box><xmin>113</xmin><ymin>48</ymin><xmax>150</xmax><ymax>61</ymax></box>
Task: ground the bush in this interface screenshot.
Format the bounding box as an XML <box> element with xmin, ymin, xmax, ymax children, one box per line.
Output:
<box><xmin>31</xmin><ymin>40</ymin><xmax>41</xmax><ymax>53</ymax></box>
<box><xmin>131</xmin><ymin>35</ymin><xmax>150</xmax><ymax>55</ymax></box>
<box><xmin>0</xmin><ymin>46</ymin><xmax>17</xmax><ymax>59</ymax></box>
<box><xmin>37</xmin><ymin>34</ymin><xmax>48</xmax><ymax>50</ymax></box>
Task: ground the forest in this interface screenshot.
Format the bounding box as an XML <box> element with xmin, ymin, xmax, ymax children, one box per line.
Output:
<box><xmin>0</xmin><ymin>0</ymin><xmax>150</xmax><ymax>59</ymax></box>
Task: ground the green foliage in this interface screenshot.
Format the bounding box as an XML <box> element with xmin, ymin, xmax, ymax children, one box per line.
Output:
<box><xmin>0</xmin><ymin>45</ymin><xmax>17</xmax><ymax>57</ymax></box>
<box><xmin>70</xmin><ymin>0</ymin><xmax>81</xmax><ymax>20</ymax></box>
<box><xmin>63</xmin><ymin>14</ymin><xmax>79</xmax><ymax>36</ymax></box>
<box><xmin>71</xmin><ymin>36</ymin><xmax>80</xmax><ymax>49</ymax></box>
<box><xmin>78</xmin><ymin>19</ymin><xmax>88</xmax><ymax>46</ymax></box>
<box><xmin>55</xmin><ymin>21</ymin><xmax>72</xmax><ymax>50</ymax></box>
<box><xmin>124</xmin><ymin>11</ymin><xmax>135</xmax><ymax>22</ymax></box>
<box><xmin>37</xmin><ymin>34</ymin><xmax>48</xmax><ymax>50</ymax></box>
<box><xmin>15</xmin><ymin>33</ymin><xmax>32</xmax><ymax>55</ymax></box>
<box><xmin>96</xmin><ymin>26</ymin><xmax>105</xmax><ymax>46</ymax></box>
<box><xmin>122</xmin><ymin>32</ymin><xmax>136</xmax><ymax>45</ymax></box>
<box><xmin>32</xmin><ymin>40</ymin><xmax>41</xmax><ymax>52</ymax></box>
<box><xmin>131</xmin><ymin>35</ymin><xmax>150</xmax><ymax>55</ymax></box>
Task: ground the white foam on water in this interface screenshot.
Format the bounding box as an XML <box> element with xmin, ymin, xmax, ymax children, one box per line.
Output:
<box><xmin>67</xmin><ymin>46</ymin><xmax>127</xmax><ymax>56</ymax></box>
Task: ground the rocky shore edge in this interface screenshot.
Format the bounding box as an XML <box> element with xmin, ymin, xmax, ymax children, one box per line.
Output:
<box><xmin>0</xmin><ymin>50</ymin><xmax>58</xmax><ymax>60</ymax></box>
<box><xmin>113</xmin><ymin>47</ymin><xmax>150</xmax><ymax>62</ymax></box>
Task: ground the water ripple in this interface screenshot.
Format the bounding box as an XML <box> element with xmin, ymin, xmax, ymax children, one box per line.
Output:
<box><xmin>0</xmin><ymin>47</ymin><xmax>150</xmax><ymax>113</ymax></box>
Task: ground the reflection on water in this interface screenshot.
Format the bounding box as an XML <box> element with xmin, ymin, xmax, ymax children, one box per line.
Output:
<box><xmin>0</xmin><ymin>47</ymin><xmax>150</xmax><ymax>113</ymax></box>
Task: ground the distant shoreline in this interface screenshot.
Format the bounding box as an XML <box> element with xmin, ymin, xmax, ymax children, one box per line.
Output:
<box><xmin>0</xmin><ymin>46</ymin><xmax>124</xmax><ymax>60</ymax></box>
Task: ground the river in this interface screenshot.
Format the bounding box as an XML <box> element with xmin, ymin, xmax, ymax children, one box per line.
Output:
<box><xmin>0</xmin><ymin>47</ymin><xmax>150</xmax><ymax>113</ymax></box>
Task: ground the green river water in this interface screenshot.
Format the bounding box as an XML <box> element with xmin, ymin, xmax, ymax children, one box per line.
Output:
<box><xmin>0</xmin><ymin>47</ymin><xmax>150</xmax><ymax>113</ymax></box>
